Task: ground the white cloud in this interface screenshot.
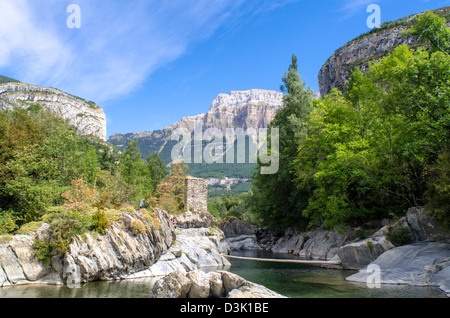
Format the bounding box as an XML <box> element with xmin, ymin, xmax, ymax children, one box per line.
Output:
<box><xmin>0</xmin><ymin>0</ymin><xmax>298</xmax><ymax>104</ymax></box>
<box><xmin>339</xmin><ymin>0</ymin><xmax>383</xmax><ymax>19</ymax></box>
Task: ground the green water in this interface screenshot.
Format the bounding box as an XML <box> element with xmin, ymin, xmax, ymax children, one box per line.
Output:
<box><xmin>0</xmin><ymin>250</ymin><xmax>446</xmax><ymax>298</ymax></box>
<box><xmin>227</xmin><ymin>250</ymin><xmax>446</xmax><ymax>298</ymax></box>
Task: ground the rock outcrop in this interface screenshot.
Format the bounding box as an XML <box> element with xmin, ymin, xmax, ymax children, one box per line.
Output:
<box><xmin>0</xmin><ymin>82</ymin><xmax>107</xmax><ymax>140</ymax></box>
<box><xmin>0</xmin><ymin>209</ymin><xmax>175</xmax><ymax>287</ymax></box>
<box><xmin>318</xmin><ymin>7</ymin><xmax>450</xmax><ymax>98</ymax></box>
<box><xmin>151</xmin><ymin>269</ymin><xmax>286</xmax><ymax>298</ymax></box>
<box><xmin>345</xmin><ymin>242</ymin><xmax>450</xmax><ymax>296</ymax></box>
<box><xmin>0</xmin><ymin>207</ymin><xmax>230</xmax><ymax>287</ymax></box>
<box><xmin>209</xmin><ymin>89</ymin><xmax>284</xmax><ymax>110</ymax></box>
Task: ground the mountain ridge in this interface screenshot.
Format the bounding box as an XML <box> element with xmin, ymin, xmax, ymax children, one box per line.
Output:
<box><xmin>0</xmin><ymin>81</ymin><xmax>107</xmax><ymax>141</ymax></box>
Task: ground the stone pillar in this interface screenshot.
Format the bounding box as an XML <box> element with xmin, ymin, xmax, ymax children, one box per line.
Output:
<box><xmin>184</xmin><ymin>176</ymin><xmax>208</xmax><ymax>213</ymax></box>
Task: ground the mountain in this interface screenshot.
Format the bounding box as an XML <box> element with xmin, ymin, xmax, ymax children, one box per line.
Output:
<box><xmin>108</xmin><ymin>89</ymin><xmax>285</xmax><ymax>179</ymax></box>
<box><xmin>0</xmin><ymin>80</ymin><xmax>107</xmax><ymax>141</ymax></box>
<box><xmin>318</xmin><ymin>6</ymin><xmax>450</xmax><ymax>97</ymax></box>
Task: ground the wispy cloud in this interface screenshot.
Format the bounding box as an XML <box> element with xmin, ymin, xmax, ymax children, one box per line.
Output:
<box><xmin>339</xmin><ymin>0</ymin><xmax>383</xmax><ymax>19</ymax></box>
<box><xmin>0</xmin><ymin>0</ymin><xmax>298</xmax><ymax>104</ymax></box>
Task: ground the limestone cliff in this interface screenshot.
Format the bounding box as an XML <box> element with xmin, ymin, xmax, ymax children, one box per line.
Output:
<box><xmin>210</xmin><ymin>89</ymin><xmax>284</xmax><ymax>109</ymax></box>
<box><xmin>0</xmin><ymin>82</ymin><xmax>107</xmax><ymax>141</ymax></box>
<box><xmin>108</xmin><ymin>89</ymin><xmax>285</xmax><ymax>170</ymax></box>
<box><xmin>318</xmin><ymin>7</ymin><xmax>450</xmax><ymax>97</ymax></box>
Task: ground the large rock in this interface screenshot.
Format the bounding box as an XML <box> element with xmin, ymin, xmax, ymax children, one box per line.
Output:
<box><xmin>220</xmin><ymin>217</ymin><xmax>258</xmax><ymax>237</ymax></box>
<box><xmin>126</xmin><ymin>227</ymin><xmax>231</xmax><ymax>280</ymax></box>
<box><xmin>225</xmin><ymin>235</ymin><xmax>262</xmax><ymax>251</ymax></box>
<box><xmin>8</xmin><ymin>235</ymin><xmax>51</xmax><ymax>281</ymax></box>
<box><xmin>151</xmin><ymin>270</ymin><xmax>286</xmax><ymax>298</ymax></box>
<box><xmin>62</xmin><ymin>210</ymin><xmax>175</xmax><ymax>283</ymax></box>
<box><xmin>338</xmin><ymin>236</ymin><xmax>394</xmax><ymax>270</ymax></box>
<box><xmin>175</xmin><ymin>211</ymin><xmax>217</xmax><ymax>229</ymax></box>
<box><xmin>406</xmin><ymin>207</ymin><xmax>449</xmax><ymax>242</ymax></box>
<box><xmin>152</xmin><ymin>270</ymin><xmax>192</xmax><ymax>298</ymax></box>
<box><xmin>0</xmin><ymin>209</ymin><xmax>177</xmax><ymax>286</ymax></box>
<box><xmin>346</xmin><ymin>242</ymin><xmax>450</xmax><ymax>296</ymax></box>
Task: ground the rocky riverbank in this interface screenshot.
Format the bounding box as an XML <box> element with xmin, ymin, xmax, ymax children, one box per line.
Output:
<box><xmin>220</xmin><ymin>207</ymin><xmax>450</xmax><ymax>296</ymax></box>
<box><xmin>0</xmin><ymin>206</ymin><xmax>287</xmax><ymax>298</ymax></box>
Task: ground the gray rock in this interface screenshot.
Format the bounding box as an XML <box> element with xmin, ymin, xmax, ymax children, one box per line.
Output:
<box><xmin>187</xmin><ymin>270</ymin><xmax>210</xmax><ymax>298</ymax></box>
<box><xmin>225</xmin><ymin>235</ymin><xmax>262</xmax><ymax>251</ymax></box>
<box><xmin>338</xmin><ymin>236</ymin><xmax>394</xmax><ymax>270</ymax></box>
<box><xmin>0</xmin><ymin>244</ymin><xmax>27</xmax><ymax>284</ymax></box>
<box><xmin>220</xmin><ymin>217</ymin><xmax>258</xmax><ymax>237</ymax></box>
<box><xmin>318</xmin><ymin>9</ymin><xmax>450</xmax><ymax>98</ymax></box>
<box><xmin>208</xmin><ymin>271</ymin><xmax>225</xmax><ymax>298</ymax></box>
<box><xmin>9</xmin><ymin>235</ymin><xmax>50</xmax><ymax>281</ymax></box>
<box><xmin>406</xmin><ymin>207</ymin><xmax>449</xmax><ymax>242</ymax></box>
<box><xmin>175</xmin><ymin>211</ymin><xmax>217</xmax><ymax>229</ymax></box>
<box><xmin>151</xmin><ymin>270</ymin><xmax>286</xmax><ymax>298</ymax></box>
<box><xmin>152</xmin><ymin>270</ymin><xmax>192</xmax><ymax>298</ymax></box>
<box><xmin>346</xmin><ymin>242</ymin><xmax>450</xmax><ymax>295</ymax></box>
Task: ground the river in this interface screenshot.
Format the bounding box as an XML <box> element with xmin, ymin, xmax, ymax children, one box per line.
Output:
<box><xmin>0</xmin><ymin>250</ymin><xmax>446</xmax><ymax>298</ymax></box>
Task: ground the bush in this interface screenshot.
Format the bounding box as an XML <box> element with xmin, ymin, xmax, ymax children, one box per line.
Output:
<box><xmin>387</xmin><ymin>227</ymin><xmax>411</xmax><ymax>247</ymax></box>
<box><xmin>131</xmin><ymin>220</ymin><xmax>146</xmax><ymax>235</ymax></box>
<box><xmin>0</xmin><ymin>210</ymin><xmax>19</xmax><ymax>234</ymax></box>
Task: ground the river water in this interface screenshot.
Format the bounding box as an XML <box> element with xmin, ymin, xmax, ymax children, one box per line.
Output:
<box><xmin>0</xmin><ymin>250</ymin><xmax>446</xmax><ymax>298</ymax></box>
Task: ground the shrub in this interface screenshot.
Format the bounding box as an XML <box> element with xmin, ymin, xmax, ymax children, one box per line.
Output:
<box><xmin>131</xmin><ymin>220</ymin><xmax>146</xmax><ymax>235</ymax></box>
<box><xmin>92</xmin><ymin>209</ymin><xmax>112</xmax><ymax>235</ymax></box>
<box><xmin>17</xmin><ymin>221</ymin><xmax>44</xmax><ymax>235</ymax></box>
<box><xmin>0</xmin><ymin>210</ymin><xmax>19</xmax><ymax>234</ymax></box>
<box><xmin>387</xmin><ymin>227</ymin><xmax>411</xmax><ymax>247</ymax></box>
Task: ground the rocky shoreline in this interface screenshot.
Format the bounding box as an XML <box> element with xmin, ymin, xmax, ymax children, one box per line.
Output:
<box><xmin>0</xmin><ymin>207</ymin><xmax>285</xmax><ymax>298</ymax></box>
<box><xmin>1</xmin><ymin>204</ymin><xmax>448</xmax><ymax>298</ymax></box>
<box><xmin>221</xmin><ymin>207</ymin><xmax>450</xmax><ymax>297</ymax></box>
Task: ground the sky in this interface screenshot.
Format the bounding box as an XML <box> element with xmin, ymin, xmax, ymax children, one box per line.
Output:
<box><xmin>0</xmin><ymin>0</ymin><xmax>449</xmax><ymax>138</ymax></box>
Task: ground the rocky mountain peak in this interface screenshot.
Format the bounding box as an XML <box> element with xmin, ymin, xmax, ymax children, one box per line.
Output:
<box><xmin>209</xmin><ymin>89</ymin><xmax>284</xmax><ymax>110</ymax></box>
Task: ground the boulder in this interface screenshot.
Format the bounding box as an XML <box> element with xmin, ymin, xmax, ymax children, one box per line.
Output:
<box><xmin>187</xmin><ymin>270</ymin><xmax>210</xmax><ymax>298</ymax></box>
<box><xmin>220</xmin><ymin>217</ymin><xmax>258</xmax><ymax>237</ymax></box>
<box><xmin>8</xmin><ymin>235</ymin><xmax>51</xmax><ymax>282</ymax></box>
<box><xmin>345</xmin><ymin>242</ymin><xmax>450</xmax><ymax>295</ymax></box>
<box><xmin>151</xmin><ymin>270</ymin><xmax>286</xmax><ymax>298</ymax></box>
<box><xmin>175</xmin><ymin>211</ymin><xmax>217</xmax><ymax>229</ymax></box>
<box><xmin>406</xmin><ymin>207</ymin><xmax>449</xmax><ymax>242</ymax></box>
<box><xmin>225</xmin><ymin>235</ymin><xmax>262</xmax><ymax>251</ymax></box>
<box><xmin>338</xmin><ymin>236</ymin><xmax>394</xmax><ymax>270</ymax></box>
<box><xmin>152</xmin><ymin>270</ymin><xmax>192</xmax><ymax>298</ymax></box>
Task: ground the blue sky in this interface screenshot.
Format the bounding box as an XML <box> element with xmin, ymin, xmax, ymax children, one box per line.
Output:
<box><xmin>0</xmin><ymin>0</ymin><xmax>448</xmax><ymax>138</ymax></box>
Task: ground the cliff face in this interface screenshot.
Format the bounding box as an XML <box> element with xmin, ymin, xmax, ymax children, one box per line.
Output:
<box><xmin>108</xmin><ymin>89</ymin><xmax>284</xmax><ymax>168</ymax></box>
<box><xmin>210</xmin><ymin>89</ymin><xmax>284</xmax><ymax>110</ymax></box>
<box><xmin>318</xmin><ymin>7</ymin><xmax>450</xmax><ymax>97</ymax></box>
<box><xmin>0</xmin><ymin>82</ymin><xmax>107</xmax><ymax>141</ymax></box>
<box><xmin>166</xmin><ymin>89</ymin><xmax>284</xmax><ymax>136</ymax></box>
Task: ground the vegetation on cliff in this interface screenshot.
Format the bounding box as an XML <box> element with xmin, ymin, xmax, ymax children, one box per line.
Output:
<box><xmin>248</xmin><ymin>11</ymin><xmax>449</xmax><ymax>232</ymax></box>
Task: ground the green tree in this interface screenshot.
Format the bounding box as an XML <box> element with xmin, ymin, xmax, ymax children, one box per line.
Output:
<box><xmin>404</xmin><ymin>10</ymin><xmax>450</xmax><ymax>55</ymax></box>
<box><xmin>249</xmin><ymin>54</ymin><xmax>314</xmax><ymax>232</ymax></box>
<box><xmin>146</xmin><ymin>152</ymin><xmax>167</xmax><ymax>193</ymax></box>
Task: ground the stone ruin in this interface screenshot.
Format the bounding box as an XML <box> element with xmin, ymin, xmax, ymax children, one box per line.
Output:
<box><xmin>184</xmin><ymin>176</ymin><xmax>208</xmax><ymax>213</ymax></box>
<box><xmin>175</xmin><ymin>176</ymin><xmax>215</xmax><ymax>229</ymax></box>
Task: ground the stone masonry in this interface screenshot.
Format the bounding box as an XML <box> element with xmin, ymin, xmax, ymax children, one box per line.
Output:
<box><xmin>184</xmin><ymin>176</ymin><xmax>208</xmax><ymax>213</ymax></box>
